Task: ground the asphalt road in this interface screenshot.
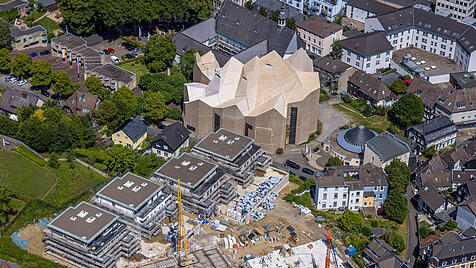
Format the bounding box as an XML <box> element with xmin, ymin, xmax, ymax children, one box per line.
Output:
<box><xmin>0</xmin><ymin>77</ymin><xmax>51</xmax><ymax>103</ymax></box>
<box><xmin>407</xmin><ymin>186</ymin><xmax>419</xmax><ymax>266</ymax></box>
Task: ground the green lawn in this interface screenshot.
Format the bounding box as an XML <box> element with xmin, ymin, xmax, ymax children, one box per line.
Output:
<box><xmin>116</xmin><ymin>57</ymin><xmax>149</xmax><ymax>79</ymax></box>
<box><xmin>33</xmin><ymin>16</ymin><xmax>63</xmax><ymax>33</ymax></box>
<box><xmin>13</xmin><ymin>144</ymin><xmax>46</xmax><ymax>167</ymax></box>
<box><xmin>333</xmin><ymin>103</ymin><xmax>391</xmax><ymax>133</ymax></box>
<box><xmin>0</xmin><ymin>150</ymin><xmax>55</xmax><ymax>200</ymax></box>
<box><xmin>43</xmin><ymin>161</ymin><xmax>108</xmax><ymax>206</ymax></box>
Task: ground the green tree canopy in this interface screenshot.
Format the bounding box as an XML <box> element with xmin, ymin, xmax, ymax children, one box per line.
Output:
<box><xmin>383</xmin><ymin>190</ymin><xmax>408</xmax><ymax>223</ymax></box>
<box><xmin>111</xmin><ymin>86</ymin><xmax>140</xmax><ymax>123</ymax></box>
<box><xmin>178</xmin><ymin>49</ymin><xmax>203</xmax><ymax>81</ymax></box>
<box><xmin>387</xmin><ymin>232</ymin><xmax>405</xmax><ymax>253</ymax></box>
<box><xmin>423</xmin><ymin>145</ymin><xmax>437</xmax><ymax>159</ymax></box>
<box><xmin>390</xmin><ymin>78</ymin><xmax>407</xmax><ymax>94</ymax></box>
<box><xmin>0</xmin><ymin>115</ymin><xmax>19</xmax><ymax>137</ymax></box>
<box><xmin>104</xmin><ymin>144</ymin><xmax>135</xmax><ymax>175</ymax></box>
<box><xmin>327</xmin><ymin>157</ymin><xmax>343</xmax><ymax>166</ymax></box>
<box><xmin>143</xmin><ymin>35</ymin><xmax>176</xmax><ymax>73</ymax></box>
<box><xmin>138</xmin><ymin>71</ymin><xmax>187</xmax><ymax>104</ymax></box>
<box><xmin>286</xmin><ymin>18</ymin><xmax>297</xmax><ymax>31</ymax></box>
<box><xmin>31</xmin><ymin>61</ymin><xmax>52</xmax><ymax>87</ymax></box>
<box><xmin>338</xmin><ymin>210</ymin><xmax>364</xmax><ymax>232</ymax></box>
<box><xmin>0</xmin><ymin>48</ymin><xmax>11</xmax><ymax>73</ymax></box>
<box><xmin>245</xmin><ymin>1</ymin><xmax>254</xmax><ymax>10</ymax></box>
<box><xmin>144</xmin><ymin>91</ymin><xmax>167</xmax><ymax>121</ymax></box>
<box><xmin>388</xmin><ymin>92</ymin><xmax>424</xmax><ymax>129</ymax></box>
<box><xmin>330</xmin><ymin>40</ymin><xmax>343</xmax><ymax>60</ymax></box>
<box><xmin>48</xmin><ymin>152</ymin><xmax>60</xmax><ymax>168</ymax></box>
<box><xmin>384</xmin><ymin>158</ymin><xmax>411</xmax><ymax>193</ymax></box>
<box><xmin>93</xmin><ymin>100</ymin><xmax>118</xmax><ymax>129</ymax></box>
<box><xmin>11</xmin><ymin>53</ymin><xmax>32</xmax><ymax>78</ymax></box>
<box><xmin>134</xmin><ymin>153</ymin><xmax>166</xmax><ymax>177</ymax></box>
<box><xmin>53</xmin><ymin>71</ymin><xmax>75</xmax><ymax>97</ymax></box>
<box><xmin>0</xmin><ymin>188</ymin><xmax>13</xmax><ymax>226</ymax></box>
<box><xmin>0</xmin><ymin>22</ymin><xmax>12</xmax><ymax>49</ymax></box>
<box><xmin>57</xmin><ymin>0</ymin><xmax>96</xmax><ymax>35</ymax></box>
<box><xmin>259</xmin><ymin>7</ymin><xmax>267</xmax><ymax>17</ymax></box>
<box><xmin>85</xmin><ymin>76</ymin><xmax>110</xmax><ymax>100</ymax></box>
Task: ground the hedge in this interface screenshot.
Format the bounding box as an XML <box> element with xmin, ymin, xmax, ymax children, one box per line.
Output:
<box><xmin>120</xmin><ymin>36</ymin><xmax>145</xmax><ymax>49</ymax></box>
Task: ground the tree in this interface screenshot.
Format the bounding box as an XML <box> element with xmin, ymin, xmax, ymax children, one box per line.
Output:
<box><xmin>104</xmin><ymin>144</ymin><xmax>135</xmax><ymax>175</ymax></box>
<box><xmin>93</xmin><ymin>100</ymin><xmax>118</xmax><ymax>127</ymax></box>
<box><xmin>111</xmin><ymin>86</ymin><xmax>140</xmax><ymax>122</ymax></box>
<box><xmin>269</xmin><ymin>9</ymin><xmax>280</xmax><ymax>22</ymax></box>
<box><xmin>327</xmin><ymin>157</ymin><xmax>343</xmax><ymax>166</ymax></box>
<box><xmin>178</xmin><ymin>49</ymin><xmax>203</xmax><ymax>81</ymax></box>
<box><xmin>245</xmin><ymin>1</ymin><xmax>254</xmax><ymax>10</ymax></box>
<box><xmin>0</xmin><ymin>116</ymin><xmax>18</xmax><ymax>137</ymax></box>
<box><xmin>53</xmin><ymin>71</ymin><xmax>75</xmax><ymax>97</ymax></box>
<box><xmin>167</xmin><ymin>108</ymin><xmax>182</xmax><ymax>120</ymax></box>
<box><xmin>134</xmin><ymin>153</ymin><xmax>165</xmax><ymax>177</ymax></box>
<box><xmin>383</xmin><ymin>190</ymin><xmax>408</xmax><ymax>223</ymax></box>
<box><xmin>388</xmin><ymin>93</ymin><xmax>424</xmax><ymax>129</ymax></box>
<box><xmin>384</xmin><ymin>159</ymin><xmax>411</xmax><ymax>193</ymax></box>
<box><xmin>423</xmin><ymin>145</ymin><xmax>437</xmax><ymax>159</ymax></box>
<box><xmin>330</xmin><ymin>40</ymin><xmax>343</xmax><ymax>60</ymax></box>
<box><xmin>363</xmin><ymin>104</ymin><xmax>373</xmax><ymax>117</ymax></box>
<box><xmin>387</xmin><ymin>232</ymin><xmax>405</xmax><ymax>253</ymax></box>
<box><xmin>48</xmin><ymin>152</ymin><xmax>60</xmax><ymax>168</ymax></box>
<box><xmin>11</xmin><ymin>53</ymin><xmax>32</xmax><ymax>78</ymax></box>
<box><xmin>85</xmin><ymin>76</ymin><xmax>110</xmax><ymax>100</ymax></box>
<box><xmin>57</xmin><ymin>0</ymin><xmax>96</xmax><ymax>34</ymax></box>
<box><xmin>334</xmin><ymin>16</ymin><xmax>343</xmax><ymax>25</ymax></box>
<box><xmin>0</xmin><ymin>48</ymin><xmax>11</xmax><ymax>73</ymax></box>
<box><xmin>338</xmin><ymin>210</ymin><xmax>364</xmax><ymax>232</ymax></box>
<box><xmin>143</xmin><ymin>35</ymin><xmax>176</xmax><ymax>73</ymax></box>
<box><xmin>186</xmin><ymin>0</ymin><xmax>212</xmax><ymax>21</ymax></box>
<box><xmin>286</xmin><ymin>18</ymin><xmax>297</xmax><ymax>31</ymax></box>
<box><xmin>258</xmin><ymin>7</ymin><xmax>267</xmax><ymax>17</ymax></box>
<box><xmin>144</xmin><ymin>91</ymin><xmax>167</xmax><ymax>121</ymax></box>
<box><xmin>138</xmin><ymin>71</ymin><xmax>187</xmax><ymax>103</ymax></box>
<box><xmin>0</xmin><ymin>22</ymin><xmax>12</xmax><ymax>49</ymax></box>
<box><xmin>444</xmin><ymin>220</ymin><xmax>458</xmax><ymax>230</ymax></box>
<box><xmin>31</xmin><ymin>61</ymin><xmax>52</xmax><ymax>87</ymax></box>
<box><xmin>390</xmin><ymin>78</ymin><xmax>407</xmax><ymax>94</ymax></box>
<box><xmin>0</xmin><ymin>188</ymin><xmax>13</xmax><ymax>225</ymax></box>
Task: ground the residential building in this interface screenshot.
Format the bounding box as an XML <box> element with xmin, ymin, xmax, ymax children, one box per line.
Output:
<box><xmin>323</xmin><ymin>125</ymin><xmax>378</xmax><ymax>167</ymax></box>
<box><xmin>456</xmin><ymin>200</ymin><xmax>476</xmax><ymax>231</ymax></box>
<box><xmin>184</xmin><ymin>48</ymin><xmax>319</xmax><ymax>152</ymax></box>
<box><xmin>35</xmin><ymin>0</ymin><xmax>57</xmax><ymax>11</ymax></box>
<box><xmin>306</xmin><ymin>0</ymin><xmax>344</xmax><ymax>21</ymax></box>
<box><xmin>435</xmin><ymin>0</ymin><xmax>475</xmax><ymax>21</ymax></box>
<box><xmin>428</xmin><ymin>236</ymin><xmax>476</xmax><ymax>268</ymax></box>
<box><xmin>362</xmin><ymin>239</ymin><xmax>409</xmax><ymax>268</ymax></box>
<box><xmin>440</xmin><ymin>146</ymin><xmax>472</xmax><ymax>170</ymax></box>
<box><xmin>408</xmin><ymin>116</ymin><xmax>458</xmax><ymax>155</ymax></box>
<box><xmin>376</xmin><ymin>0</ymin><xmax>431</xmax><ymax>9</ymax></box>
<box><xmin>417</xmin><ymin>183</ymin><xmax>453</xmax><ymax>217</ymax></box>
<box><xmin>313</xmin><ymin>55</ymin><xmax>354</xmax><ymax>91</ymax></box>
<box><xmin>296</xmin><ymin>15</ymin><xmax>343</xmax><ymax>56</ymax></box>
<box><xmin>421</xmin><ymin>171</ymin><xmax>452</xmax><ymax>192</ymax></box>
<box><xmin>151</xmin><ymin>122</ymin><xmax>189</xmax><ymax>160</ymax></box>
<box><xmin>112</xmin><ymin>116</ymin><xmax>148</xmax><ymax>150</ymax></box>
<box><xmin>1</xmin><ymin>18</ymin><xmax>47</xmax><ymax>51</ymax></box>
<box><xmin>363</xmin><ymin>131</ymin><xmax>411</xmax><ymax>168</ymax></box>
<box><xmin>153</xmin><ymin>153</ymin><xmax>237</xmax><ymax>217</ymax></box>
<box><xmin>0</xmin><ymin>88</ymin><xmax>44</xmax><ymax>120</ymax></box>
<box><xmin>254</xmin><ymin>0</ymin><xmax>304</xmax><ymax>22</ymax></box>
<box><xmin>341</xmin><ymin>31</ymin><xmax>393</xmax><ymax>74</ymax></box>
<box><xmin>191</xmin><ymin>128</ymin><xmax>271</xmax><ymax>187</ymax></box>
<box><xmin>451</xmin><ymin>170</ymin><xmax>476</xmax><ymax>188</ymax></box>
<box><xmin>44</xmin><ymin>202</ymin><xmax>140</xmax><ymax>268</ymax></box>
<box><xmin>314</xmin><ymin>175</ymin><xmax>349</xmax><ymax>210</ymax></box>
<box><xmin>456</xmin><ymin>176</ymin><xmax>476</xmax><ymax>203</ymax></box>
<box><xmin>63</xmin><ymin>84</ymin><xmax>99</xmax><ymax>117</ymax></box>
<box><xmin>93</xmin><ymin>172</ymin><xmax>173</xmax><ymax>238</ymax></box>
<box><xmin>345</xmin><ymin>0</ymin><xmax>396</xmax><ymax>24</ymax></box>
<box><xmin>0</xmin><ymin>0</ymin><xmax>29</xmax><ymax>17</ymax></box>
<box><xmin>450</xmin><ymin>71</ymin><xmax>476</xmax><ymax>89</ymax></box>
<box><xmin>88</xmin><ymin>64</ymin><xmax>137</xmax><ymax>90</ymax></box>
<box><xmin>173</xmin><ymin>1</ymin><xmax>304</xmax><ymax>66</ymax></box>
<box><xmin>347</xmin><ymin>70</ymin><xmax>397</xmax><ymax>107</ymax></box>
<box><xmin>407</xmin><ymin>77</ymin><xmax>445</xmax><ymax>120</ymax></box>
<box><xmin>364</xmin><ymin>6</ymin><xmax>476</xmax><ymax>72</ymax></box>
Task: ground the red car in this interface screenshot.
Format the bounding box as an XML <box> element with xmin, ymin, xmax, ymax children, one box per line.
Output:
<box><xmin>107</xmin><ymin>48</ymin><xmax>115</xmax><ymax>53</ymax></box>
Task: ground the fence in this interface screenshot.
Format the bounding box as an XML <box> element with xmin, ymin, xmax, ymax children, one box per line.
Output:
<box><xmin>0</xmin><ymin>134</ymin><xmax>46</xmax><ymax>160</ymax></box>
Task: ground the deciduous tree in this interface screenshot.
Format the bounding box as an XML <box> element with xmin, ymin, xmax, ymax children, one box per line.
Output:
<box><xmin>387</xmin><ymin>232</ymin><xmax>405</xmax><ymax>253</ymax></box>
<box><xmin>139</xmin><ymin>71</ymin><xmax>187</xmax><ymax>103</ymax></box>
<box><xmin>384</xmin><ymin>159</ymin><xmax>410</xmax><ymax>193</ymax></box>
<box><xmin>31</xmin><ymin>61</ymin><xmax>52</xmax><ymax>87</ymax></box>
<box><xmin>383</xmin><ymin>190</ymin><xmax>408</xmax><ymax>223</ymax></box>
<box><xmin>53</xmin><ymin>71</ymin><xmax>75</xmax><ymax>97</ymax></box>
<box><xmin>143</xmin><ymin>35</ymin><xmax>176</xmax><ymax>73</ymax></box>
<box><xmin>388</xmin><ymin>92</ymin><xmax>424</xmax><ymax>129</ymax></box>
<box><xmin>144</xmin><ymin>91</ymin><xmax>167</xmax><ymax>121</ymax></box>
<box><xmin>104</xmin><ymin>144</ymin><xmax>135</xmax><ymax>175</ymax></box>
<box><xmin>0</xmin><ymin>22</ymin><xmax>12</xmax><ymax>49</ymax></box>
<box><xmin>330</xmin><ymin>40</ymin><xmax>343</xmax><ymax>60</ymax></box>
<box><xmin>0</xmin><ymin>48</ymin><xmax>11</xmax><ymax>73</ymax></box>
<box><xmin>11</xmin><ymin>53</ymin><xmax>32</xmax><ymax>78</ymax></box>
<box><xmin>85</xmin><ymin>76</ymin><xmax>110</xmax><ymax>100</ymax></box>
<box><xmin>338</xmin><ymin>210</ymin><xmax>364</xmax><ymax>232</ymax></box>
<box><xmin>93</xmin><ymin>100</ymin><xmax>118</xmax><ymax>127</ymax></box>
<box><xmin>390</xmin><ymin>78</ymin><xmax>407</xmax><ymax>94</ymax></box>
<box><xmin>178</xmin><ymin>49</ymin><xmax>203</xmax><ymax>81</ymax></box>
<box><xmin>0</xmin><ymin>188</ymin><xmax>13</xmax><ymax>226</ymax></box>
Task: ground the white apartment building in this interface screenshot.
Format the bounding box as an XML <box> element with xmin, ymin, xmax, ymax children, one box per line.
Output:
<box><xmin>315</xmin><ymin>179</ymin><xmax>349</xmax><ymax>210</ymax></box>
<box><xmin>280</xmin><ymin>0</ymin><xmax>305</xmax><ymax>13</ymax></box>
<box><xmin>296</xmin><ymin>16</ymin><xmax>343</xmax><ymax>56</ymax></box>
<box><xmin>365</xmin><ymin>6</ymin><xmax>476</xmax><ymax>72</ymax></box>
<box><xmin>346</xmin><ymin>0</ymin><xmax>395</xmax><ymax>23</ymax></box>
<box><xmin>306</xmin><ymin>0</ymin><xmax>343</xmax><ymax>21</ymax></box>
<box><xmin>341</xmin><ymin>31</ymin><xmax>393</xmax><ymax>74</ymax></box>
<box><xmin>436</xmin><ymin>0</ymin><xmax>476</xmax><ymax>21</ymax></box>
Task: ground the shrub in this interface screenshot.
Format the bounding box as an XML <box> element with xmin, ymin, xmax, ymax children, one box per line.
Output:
<box><xmin>307</xmin><ymin>133</ymin><xmax>316</xmax><ymax>143</ymax></box>
<box><xmin>387</xmin><ymin>232</ymin><xmax>405</xmax><ymax>253</ymax></box>
<box><xmin>47</xmin><ymin>153</ymin><xmax>59</xmax><ymax>169</ymax></box>
<box><xmin>423</xmin><ymin>145</ymin><xmax>437</xmax><ymax>159</ymax></box>
<box><xmin>363</xmin><ymin>105</ymin><xmax>373</xmax><ymax>117</ymax></box>
<box><xmin>327</xmin><ymin>157</ymin><xmax>343</xmax><ymax>166</ymax></box>
<box><xmin>382</xmin><ymin>68</ymin><xmax>397</xmax><ymax>75</ymax></box>
<box><xmin>353</xmin><ymin>255</ymin><xmax>364</xmax><ymax>268</ymax></box>
<box><xmin>289</xmin><ymin>174</ymin><xmax>303</xmax><ymax>185</ymax></box>
<box><xmin>445</xmin><ymin>220</ymin><xmax>458</xmax><ymax>231</ymax></box>
<box><xmin>276</xmin><ymin>147</ymin><xmax>283</xmax><ymax>154</ymax></box>
<box><xmin>166</xmin><ymin>108</ymin><xmax>182</xmax><ymax>120</ymax></box>
<box><xmin>375</xmin><ymin>106</ymin><xmax>386</xmax><ymax>116</ymax></box>
<box><xmin>341</xmin><ymin>94</ymin><xmax>352</xmax><ymax>103</ymax></box>
<box><xmin>338</xmin><ymin>210</ymin><xmax>364</xmax><ymax>232</ymax></box>
<box><xmin>361</xmin><ymin>226</ymin><xmax>372</xmax><ymax>237</ymax></box>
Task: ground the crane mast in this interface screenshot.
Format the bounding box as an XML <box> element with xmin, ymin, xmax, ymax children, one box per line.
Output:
<box><xmin>177</xmin><ymin>179</ymin><xmax>189</xmax><ymax>268</ymax></box>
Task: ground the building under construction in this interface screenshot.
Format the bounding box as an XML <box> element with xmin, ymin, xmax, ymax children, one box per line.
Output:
<box><xmin>153</xmin><ymin>153</ymin><xmax>238</xmax><ymax>218</ymax></box>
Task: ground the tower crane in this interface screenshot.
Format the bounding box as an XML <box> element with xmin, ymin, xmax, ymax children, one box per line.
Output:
<box><xmin>325</xmin><ymin>228</ymin><xmax>338</xmax><ymax>268</ymax></box>
<box><xmin>177</xmin><ymin>179</ymin><xmax>189</xmax><ymax>268</ymax></box>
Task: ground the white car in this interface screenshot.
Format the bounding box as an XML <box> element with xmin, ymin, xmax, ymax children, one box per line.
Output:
<box><xmin>9</xmin><ymin>77</ymin><xmax>17</xmax><ymax>83</ymax></box>
<box><xmin>18</xmin><ymin>80</ymin><xmax>27</xmax><ymax>86</ymax></box>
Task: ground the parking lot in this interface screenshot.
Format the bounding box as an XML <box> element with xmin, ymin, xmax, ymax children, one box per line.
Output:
<box><xmin>90</xmin><ymin>38</ymin><xmax>143</xmax><ymax>64</ymax></box>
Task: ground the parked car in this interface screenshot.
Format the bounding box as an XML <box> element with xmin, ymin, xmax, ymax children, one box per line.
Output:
<box><xmin>40</xmin><ymin>50</ymin><xmax>50</xmax><ymax>56</ymax></box>
<box><xmin>4</xmin><ymin>76</ymin><xmax>12</xmax><ymax>82</ymax></box>
<box><xmin>18</xmin><ymin>80</ymin><xmax>27</xmax><ymax>86</ymax></box>
<box><xmin>289</xmin><ymin>170</ymin><xmax>296</xmax><ymax>176</ymax></box>
<box><xmin>127</xmin><ymin>45</ymin><xmax>136</xmax><ymax>51</ymax></box>
<box><xmin>315</xmin><ymin>171</ymin><xmax>324</xmax><ymax>177</ymax></box>
<box><xmin>302</xmin><ymin>168</ymin><xmax>314</xmax><ymax>175</ymax></box>
<box><xmin>285</xmin><ymin>160</ymin><xmax>300</xmax><ymax>170</ymax></box>
<box><xmin>3</xmin><ymin>140</ymin><xmax>10</xmax><ymax>145</ymax></box>
<box><xmin>101</xmin><ymin>49</ymin><xmax>110</xmax><ymax>55</ymax></box>
<box><xmin>107</xmin><ymin>48</ymin><xmax>115</xmax><ymax>53</ymax></box>
<box><xmin>111</xmin><ymin>55</ymin><xmax>120</xmax><ymax>63</ymax></box>
<box><xmin>9</xmin><ymin>77</ymin><xmax>18</xmax><ymax>83</ymax></box>
<box><xmin>28</xmin><ymin>52</ymin><xmax>38</xmax><ymax>57</ymax></box>
<box><xmin>131</xmin><ymin>52</ymin><xmax>138</xmax><ymax>58</ymax></box>
<box><xmin>41</xmin><ymin>90</ymin><xmax>50</xmax><ymax>97</ymax></box>
<box><xmin>299</xmin><ymin>176</ymin><xmax>308</xmax><ymax>181</ymax></box>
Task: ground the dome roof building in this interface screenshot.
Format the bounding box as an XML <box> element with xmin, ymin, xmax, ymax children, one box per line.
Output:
<box><xmin>337</xmin><ymin>125</ymin><xmax>377</xmax><ymax>154</ymax></box>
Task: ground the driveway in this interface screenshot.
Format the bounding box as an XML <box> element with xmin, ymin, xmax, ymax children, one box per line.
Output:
<box><xmin>317</xmin><ymin>102</ymin><xmax>349</xmax><ymax>142</ymax></box>
<box><xmin>0</xmin><ymin>79</ymin><xmax>51</xmax><ymax>103</ymax></box>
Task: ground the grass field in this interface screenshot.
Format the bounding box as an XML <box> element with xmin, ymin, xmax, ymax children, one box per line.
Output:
<box><xmin>13</xmin><ymin>144</ymin><xmax>46</xmax><ymax>167</ymax></box>
<box><xmin>33</xmin><ymin>16</ymin><xmax>63</xmax><ymax>33</ymax></box>
<box><xmin>116</xmin><ymin>57</ymin><xmax>149</xmax><ymax>79</ymax></box>
<box><xmin>0</xmin><ymin>150</ymin><xmax>55</xmax><ymax>200</ymax></box>
<box><xmin>333</xmin><ymin>103</ymin><xmax>391</xmax><ymax>133</ymax></box>
<box><xmin>44</xmin><ymin>161</ymin><xmax>108</xmax><ymax>206</ymax></box>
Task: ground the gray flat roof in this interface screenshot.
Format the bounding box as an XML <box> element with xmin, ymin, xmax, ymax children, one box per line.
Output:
<box><xmin>91</xmin><ymin>64</ymin><xmax>135</xmax><ymax>84</ymax></box>
<box><xmin>366</xmin><ymin>132</ymin><xmax>410</xmax><ymax>162</ymax></box>
<box><xmin>51</xmin><ymin>33</ymin><xmax>86</xmax><ymax>49</ymax></box>
<box><xmin>0</xmin><ymin>0</ymin><xmax>27</xmax><ymax>12</ymax></box>
<box><xmin>96</xmin><ymin>172</ymin><xmax>162</xmax><ymax>211</ymax></box>
<box><xmin>194</xmin><ymin>128</ymin><xmax>254</xmax><ymax>162</ymax></box>
<box><xmin>48</xmin><ymin>202</ymin><xmax>118</xmax><ymax>244</ymax></box>
<box><xmin>154</xmin><ymin>153</ymin><xmax>217</xmax><ymax>189</ymax></box>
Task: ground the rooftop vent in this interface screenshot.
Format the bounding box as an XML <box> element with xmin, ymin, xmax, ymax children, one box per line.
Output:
<box><xmin>197</xmin><ymin>162</ymin><xmax>203</xmax><ymax>166</ymax></box>
<box><xmin>124</xmin><ymin>181</ymin><xmax>134</xmax><ymax>188</ymax></box>
<box><xmin>117</xmin><ymin>185</ymin><xmax>123</xmax><ymax>190</ymax></box>
<box><xmin>141</xmin><ymin>182</ymin><xmax>148</xmax><ymax>187</ymax></box>
<box><xmin>129</xmin><ymin>203</ymin><xmax>134</xmax><ymax>207</ymax></box>
<box><xmin>189</xmin><ymin>165</ymin><xmax>197</xmax><ymax>171</ymax></box>
<box><xmin>95</xmin><ymin>212</ymin><xmax>102</xmax><ymax>217</ymax></box>
<box><xmin>227</xmin><ymin>139</ymin><xmax>235</xmax><ymax>145</ymax></box>
<box><xmin>218</xmin><ymin>135</ymin><xmax>228</xmax><ymax>141</ymax></box>
<box><xmin>234</xmin><ymin>136</ymin><xmax>240</xmax><ymax>140</ymax></box>
<box><xmin>70</xmin><ymin>216</ymin><xmax>77</xmax><ymax>221</ymax></box>
<box><xmin>213</xmin><ymin>139</ymin><xmax>218</xmax><ymax>143</ymax></box>
<box><xmin>86</xmin><ymin>216</ymin><xmax>96</xmax><ymax>223</ymax></box>
<box><xmin>77</xmin><ymin>210</ymin><xmax>88</xmax><ymax>218</ymax></box>
<box><xmin>132</xmin><ymin>186</ymin><xmax>141</xmax><ymax>192</ymax></box>
<box><xmin>181</xmin><ymin>160</ymin><xmax>191</xmax><ymax>166</ymax></box>
<box><xmin>175</xmin><ymin>165</ymin><xmax>181</xmax><ymax>169</ymax></box>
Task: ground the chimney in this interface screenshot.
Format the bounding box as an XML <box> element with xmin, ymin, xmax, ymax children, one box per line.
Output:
<box><xmin>278</xmin><ymin>5</ymin><xmax>287</xmax><ymax>28</ymax></box>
